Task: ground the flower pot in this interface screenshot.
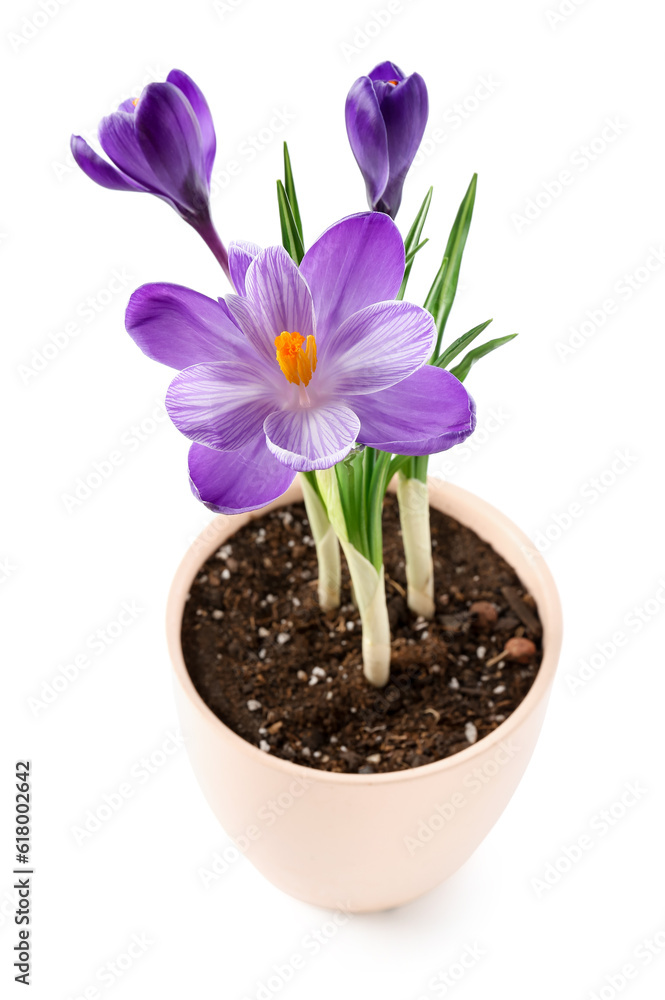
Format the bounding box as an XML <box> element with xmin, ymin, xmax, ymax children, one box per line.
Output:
<box><xmin>167</xmin><ymin>478</ymin><xmax>562</xmax><ymax>913</ymax></box>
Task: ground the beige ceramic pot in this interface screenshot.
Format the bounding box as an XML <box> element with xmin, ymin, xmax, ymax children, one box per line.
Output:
<box><xmin>167</xmin><ymin>478</ymin><xmax>562</xmax><ymax>913</ymax></box>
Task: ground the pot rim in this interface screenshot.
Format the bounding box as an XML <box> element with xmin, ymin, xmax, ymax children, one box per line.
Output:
<box><xmin>167</xmin><ymin>478</ymin><xmax>562</xmax><ymax>786</ymax></box>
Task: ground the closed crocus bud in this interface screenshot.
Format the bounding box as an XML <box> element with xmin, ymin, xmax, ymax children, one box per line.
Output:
<box><xmin>346</xmin><ymin>61</ymin><xmax>428</xmax><ymax>219</ymax></box>
<box><xmin>71</xmin><ymin>70</ymin><xmax>229</xmax><ymax>277</ymax></box>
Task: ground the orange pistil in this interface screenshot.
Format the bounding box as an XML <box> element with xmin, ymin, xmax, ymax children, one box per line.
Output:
<box><xmin>388</xmin><ymin>80</ymin><xmax>399</xmax><ymax>85</ymax></box>
<box><xmin>274</xmin><ymin>331</ymin><xmax>317</xmax><ymax>387</ymax></box>
<box><xmin>132</xmin><ymin>98</ymin><xmax>139</xmax><ymax>106</ymax></box>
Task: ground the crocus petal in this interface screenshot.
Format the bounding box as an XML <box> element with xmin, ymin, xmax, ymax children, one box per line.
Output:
<box><xmin>70</xmin><ymin>135</ymin><xmax>145</xmax><ymax>192</ymax></box>
<box><xmin>368</xmin><ymin>61</ymin><xmax>405</xmax><ymax>83</ymax></box>
<box><xmin>167</xmin><ymin>69</ymin><xmax>216</xmax><ymax>185</ymax></box>
<box><xmin>188</xmin><ymin>437</ymin><xmax>295</xmax><ymax>515</ymax></box>
<box><xmin>226</xmin><ymin>246</ymin><xmax>315</xmax><ymax>365</ymax></box>
<box><xmin>374</xmin><ymin>72</ymin><xmax>428</xmax><ymax>217</ymax></box>
<box><xmin>118</xmin><ymin>98</ymin><xmax>138</xmax><ymax>113</ymax></box>
<box><xmin>166</xmin><ymin>362</ymin><xmax>280</xmax><ymax>451</ymax></box>
<box><xmin>98</xmin><ymin>111</ymin><xmax>166</xmax><ymax>195</ymax></box>
<box><xmin>264</xmin><ymin>403</ymin><xmax>360</xmax><ymax>472</ymax></box>
<box><xmin>299</xmin><ymin>213</ymin><xmax>404</xmax><ymax>343</ymax></box>
<box><xmin>321</xmin><ymin>300</ymin><xmax>435</xmax><ymax>394</ymax></box>
<box><xmin>135</xmin><ymin>82</ymin><xmax>208</xmax><ymax>215</ymax></box>
<box><xmin>345</xmin><ymin>76</ymin><xmax>389</xmax><ymax>210</ymax></box>
<box><xmin>228</xmin><ymin>240</ymin><xmax>262</xmax><ymax>295</ymax></box>
<box><xmin>125</xmin><ymin>283</ymin><xmax>256</xmax><ymax>370</ymax></box>
<box><xmin>352</xmin><ymin>366</ymin><xmax>476</xmax><ymax>454</ymax></box>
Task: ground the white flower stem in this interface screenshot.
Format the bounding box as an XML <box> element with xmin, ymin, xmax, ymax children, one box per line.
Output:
<box><xmin>341</xmin><ymin>542</ymin><xmax>391</xmax><ymax>687</ymax></box>
<box><xmin>300</xmin><ymin>473</ymin><xmax>340</xmax><ymax>611</ymax></box>
<box><xmin>315</xmin><ymin>466</ymin><xmax>391</xmax><ymax>687</ymax></box>
<box><xmin>397</xmin><ymin>472</ymin><xmax>435</xmax><ymax>619</ymax></box>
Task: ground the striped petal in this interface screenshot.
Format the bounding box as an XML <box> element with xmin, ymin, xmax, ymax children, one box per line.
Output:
<box><xmin>228</xmin><ymin>240</ymin><xmax>262</xmax><ymax>295</ymax></box>
<box><xmin>226</xmin><ymin>246</ymin><xmax>315</xmax><ymax>365</ymax></box>
<box><xmin>126</xmin><ymin>283</ymin><xmax>253</xmax><ymax>370</ymax></box>
<box><xmin>166</xmin><ymin>362</ymin><xmax>280</xmax><ymax>451</ymax></box>
<box><xmin>264</xmin><ymin>403</ymin><xmax>360</xmax><ymax>472</ymax></box>
<box><xmin>299</xmin><ymin>213</ymin><xmax>404</xmax><ymax>343</ymax></box>
<box><xmin>321</xmin><ymin>300</ymin><xmax>435</xmax><ymax>394</ymax></box>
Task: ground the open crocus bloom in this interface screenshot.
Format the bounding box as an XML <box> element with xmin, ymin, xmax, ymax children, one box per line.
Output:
<box><xmin>71</xmin><ymin>69</ymin><xmax>215</xmax><ymax>226</ymax></box>
<box><xmin>126</xmin><ymin>213</ymin><xmax>475</xmax><ymax>513</ymax></box>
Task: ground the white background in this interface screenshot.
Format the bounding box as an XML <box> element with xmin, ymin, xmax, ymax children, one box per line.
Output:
<box><xmin>2</xmin><ymin>0</ymin><xmax>664</xmax><ymax>996</ymax></box>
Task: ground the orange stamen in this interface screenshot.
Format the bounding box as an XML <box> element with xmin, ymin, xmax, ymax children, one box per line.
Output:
<box><xmin>388</xmin><ymin>80</ymin><xmax>399</xmax><ymax>85</ymax></box>
<box><xmin>132</xmin><ymin>98</ymin><xmax>139</xmax><ymax>106</ymax></box>
<box><xmin>275</xmin><ymin>331</ymin><xmax>317</xmax><ymax>387</ymax></box>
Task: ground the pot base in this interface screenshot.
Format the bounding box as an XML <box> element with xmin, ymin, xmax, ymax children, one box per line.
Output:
<box><xmin>168</xmin><ymin>479</ymin><xmax>562</xmax><ymax>912</ymax></box>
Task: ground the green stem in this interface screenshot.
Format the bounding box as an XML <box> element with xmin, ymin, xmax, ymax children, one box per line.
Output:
<box><xmin>359</xmin><ymin>447</ymin><xmax>371</xmax><ymax>558</ymax></box>
<box><xmin>412</xmin><ymin>454</ymin><xmax>429</xmax><ymax>483</ymax></box>
<box><xmin>367</xmin><ymin>450</ymin><xmax>391</xmax><ymax>570</ymax></box>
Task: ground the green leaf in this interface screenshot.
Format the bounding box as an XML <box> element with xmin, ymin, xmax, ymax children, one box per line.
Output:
<box><xmin>404</xmin><ymin>238</ymin><xmax>429</xmax><ymax>268</ymax></box>
<box><xmin>334</xmin><ymin>450</ymin><xmax>367</xmax><ymax>557</ymax></box>
<box><xmin>397</xmin><ymin>187</ymin><xmax>433</xmax><ymax>301</ymax></box>
<box><xmin>423</xmin><ymin>256</ymin><xmax>449</xmax><ymax>319</ymax></box>
<box><xmin>283</xmin><ymin>142</ymin><xmax>303</xmax><ymax>245</ymax></box>
<box><xmin>432</xmin><ymin>319</ymin><xmax>493</xmax><ymax>369</ymax></box>
<box><xmin>387</xmin><ymin>453</ymin><xmax>413</xmax><ymax>481</ymax></box>
<box><xmin>277</xmin><ymin>180</ymin><xmax>305</xmax><ymax>265</ymax></box>
<box><xmin>367</xmin><ymin>449</ymin><xmax>391</xmax><ymax>569</ymax></box>
<box><xmin>449</xmin><ymin>334</ymin><xmax>518</xmax><ymax>383</ymax></box>
<box><xmin>315</xmin><ymin>468</ymin><xmax>349</xmax><ymax>545</ymax></box>
<box><xmin>429</xmin><ymin>173</ymin><xmax>477</xmax><ymax>356</ymax></box>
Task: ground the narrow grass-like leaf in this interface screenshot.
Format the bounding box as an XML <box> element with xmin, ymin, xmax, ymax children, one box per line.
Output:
<box><xmin>449</xmin><ymin>334</ymin><xmax>518</xmax><ymax>383</ymax></box>
<box><xmin>423</xmin><ymin>256</ymin><xmax>448</xmax><ymax>319</ymax></box>
<box><xmin>334</xmin><ymin>451</ymin><xmax>367</xmax><ymax>557</ymax></box>
<box><xmin>387</xmin><ymin>453</ymin><xmax>413</xmax><ymax>481</ymax></box>
<box><xmin>283</xmin><ymin>142</ymin><xmax>303</xmax><ymax>245</ymax></box>
<box><xmin>432</xmin><ymin>319</ymin><xmax>493</xmax><ymax>369</ymax></box>
<box><xmin>367</xmin><ymin>450</ymin><xmax>392</xmax><ymax>570</ymax></box>
<box><xmin>277</xmin><ymin>180</ymin><xmax>305</xmax><ymax>265</ymax></box>
<box><xmin>429</xmin><ymin>174</ymin><xmax>477</xmax><ymax>355</ymax></box>
<box><xmin>404</xmin><ymin>238</ymin><xmax>429</xmax><ymax>268</ymax></box>
<box><xmin>397</xmin><ymin>187</ymin><xmax>433</xmax><ymax>301</ymax></box>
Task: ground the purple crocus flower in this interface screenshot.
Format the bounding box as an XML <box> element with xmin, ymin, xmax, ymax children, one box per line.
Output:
<box><xmin>346</xmin><ymin>61</ymin><xmax>428</xmax><ymax>219</ymax></box>
<box><xmin>71</xmin><ymin>70</ymin><xmax>227</xmax><ymax>273</ymax></box>
<box><xmin>126</xmin><ymin>213</ymin><xmax>475</xmax><ymax>514</ymax></box>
